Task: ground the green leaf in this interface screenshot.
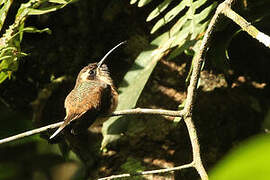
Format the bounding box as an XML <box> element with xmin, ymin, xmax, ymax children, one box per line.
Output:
<box><xmin>150</xmin><ymin>0</ymin><xmax>190</xmax><ymax>34</ymax></box>
<box><xmin>192</xmin><ymin>0</ymin><xmax>208</xmax><ymax>9</ymax></box>
<box><xmin>49</xmin><ymin>0</ymin><xmax>67</xmax><ymax>4</ymax></box>
<box><xmin>0</xmin><ymin>71</ymin><xmax>8</xmax><ymax>83</ymax></box>
<box><xmin>0</xmin><ymin>55</ymin><xmax>12</xmax><ymax>61</ymax></box>
<box><xmin>210</xmin><ymin>135</ymin><xmax>270</xmax><ymax>180</ymax></box>
<box><xmin>130</xmin><ymin>0</ymin><xmax>138</xmax><ymax>5</ymax></box>
<box><xmin>0</xmin><ymin>0</ymin><xmax>13</xmax><ymax>31</ymax></box>
<box><xmin>170</xmin><ymin>13</ymin><xmax>188</xmax><ymax>36</ymax></box>
<box><xmin>102</xmin><ymin>34</ymin><xmax>174</xmax><ymax>149</ymax></box>
<box><xmin>138</xmin><ymin>0</ymin><xmax>153</xmax><ymax>7</ymax></box>
<box><xmin>171</xmin><ymin>20</ymin><xmax>192</xmax><ymax>47</ymax></box>
<box><xmin>193</xmin><ymin>2</ymin><xmax>217</xmax><ymax>24</ymax></box>
<box><xmin>10</xmin><ymin>27</ymin><xmax>51</xmax><ymax>41</ymax></box>
<box><xmin>168</xmin><ymin>37</ymin><xmax>196</xmax><ymax>60</ymax></box>
<box><xmin>28</xmin><ymin>4</ymin><xmax>67</xmax><ymax>15</ymax></box>
<box><xmin>22</xmin><ymin>27</ymin><xmax>52</xmax><ymax>34</ymax></box>
<box><xmin>146</xmin><ymin>0</ymin><xmax>173</xmax><ymax>22</ymax></box>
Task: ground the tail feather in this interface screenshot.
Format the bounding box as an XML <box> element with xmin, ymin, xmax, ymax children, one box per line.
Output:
<box><xmin>50</xmin><ymin>122</ymin><xmax>68</xmax><ymax>139</ymax></box>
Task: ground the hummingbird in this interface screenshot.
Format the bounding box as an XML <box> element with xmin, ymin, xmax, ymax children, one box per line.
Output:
<box><xmin>49</xmin><ymin>41</ymin><xmax>126</xmax><ymax>139</ymax></box>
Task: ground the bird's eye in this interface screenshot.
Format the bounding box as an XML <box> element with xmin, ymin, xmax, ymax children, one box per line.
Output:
<box><xmin>89</xmin><ymin>69</ymin><xmax>96</xmax><ymax>77</ymax></box>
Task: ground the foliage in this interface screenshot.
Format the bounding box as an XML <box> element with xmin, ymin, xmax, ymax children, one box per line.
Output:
<box><xmin>102</xmin><ymin>0</ymin><xmax>217</xmax><ymax>148</ymax></box>
<box><xmin>0</xmin><ymin>0</ymin><xmax>75</xmax><ymax>84</ymax></box>
<box><xmin>210</xmin><ymin>134</ymin><xmax>270</xmax><ymax>180</ymax></box>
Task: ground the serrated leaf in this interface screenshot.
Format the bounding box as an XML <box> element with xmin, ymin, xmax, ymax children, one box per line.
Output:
<box><xmin>147</xmin><ymin>0</ymin><xmax>173</xmax><ymax>22</ymax></box>
<box><xmin>138</xmin><ymin>0</ymin><xmax>153</xmax><ymax>7</ymax></box>
<box><xmin>151</xmin><ymin>0</ymin><xmax>190</xmax><ymax>34</ymax></box>
<box><xmin>101</xmin><ymin>34</ymin><xmax>174</xmax><ymax>149</ymax></box>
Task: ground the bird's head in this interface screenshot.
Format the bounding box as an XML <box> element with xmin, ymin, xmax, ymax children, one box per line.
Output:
<box><xmin>75</xmin><ymin>41</ymin><xmax>126</xmax><ymax>87</ymax></box>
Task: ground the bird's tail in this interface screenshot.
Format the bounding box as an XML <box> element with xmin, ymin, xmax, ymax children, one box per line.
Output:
<box><xmin>49</xmin><ymin>121</ymin><xmax>69</xmax><ymax>139</ymax></box>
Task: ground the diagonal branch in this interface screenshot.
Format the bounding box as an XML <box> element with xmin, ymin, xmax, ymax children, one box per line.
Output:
<box><xmin>0</xmin><ymin>122</ymin><xmax>64</xmax><ymax>145</ymax></box>
<box><xmin>220</xmin><ymin>3</ymin><xmax>270</xmax><ymax>48</ymax></box>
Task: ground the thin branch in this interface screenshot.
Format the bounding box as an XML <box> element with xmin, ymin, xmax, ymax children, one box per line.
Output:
<box><xmin>111</xmin><ymin>108</ymin><xmax>183</xmax><ymax>117</ymax></box>
<box><xmin>178</xmin><ymin>1</ymin><xmax>234</xmax><ymax>180</ymax></box>
<box><xmin>0</xmin><ymin>122</ymin><xmax>64</xmax><ymax>145</ymax></box>
<box><xmin>98</xmin><ymin>163</ymin><xmax>193</xmax><ymax>180</ymax></box>
<box><xmin>0</xmin><ymin>108</ymin><xmax>183</xmax><ymax>145</ymax></box>
<box><xmin>220</xmin><ymin>3</ymin><xmax>270</xmax><ymax>48</ymax></box>
<box><xmin>184</xmin><ymin>117</ymin><xmax>208</xmax><ymax>179</ymax></box>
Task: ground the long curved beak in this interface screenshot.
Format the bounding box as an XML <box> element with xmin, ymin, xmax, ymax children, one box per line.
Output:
<box><xmin>97</xmin><ymin>41</ymin><xmax>127</xmax><ymax>68</ymax></box>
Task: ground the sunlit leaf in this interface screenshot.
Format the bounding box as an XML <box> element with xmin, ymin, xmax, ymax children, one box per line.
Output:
<box><xmin>49</xmin><ymin>0</ymin><xmax>67</xmax><ymax>4</ymax></box>
<box><xmin>0</xmin><ymin>71</ymin><xmax>8</xmax><ymax>83</ymax></box>
<box><xmin>146</xmin><ymin>0</ymin><xmax>173</xmax><ymax>22</ymax></box>
<box><xmin>130</xmin><ymin>0</ymin><xmax>138</xmax><ymax>5</ymax></box>
<box><xmin>168</xmin><ymin>37</ymin><xmax>196</xmax><ymax>60</ymax></box>
<box><xmin>22</xmin><ymin>27</ymin><xmax>52</xmax><ymax>34</ymax></box>
<box><xmin>170</xmin><ymin>13</ymin><xmax>188</xmax><ymax>36</ymax></box>
<box><xmin>138</xmin><ymin>0</ymin><xmax>153</xmax><ymax>7</ymax></box>
<box><xmin>28</xmin><ymin>5</ymin><xmax>67</xmax><ymax>15</ymax></box>
<box><xmin>150</xmin><ymin>0</ymin><xmax>190</xmax><ymax>34</ymax></box>
<box><xmin>171</xmin><ymin>20</ymin><xmax>192</xmax><ymax>47</ymax></box>
<box><xmin>0</xmin><ymin>0</ymin><xmax>13</xmax><ymax>31</ymax></box>
<box><xmin>210</xmin><ymin>135</ymin><xmax>270</xmax><ymax>180</ymax></box>
<box><xmin>0</xmin><ymin>55</ymin><xmax>12</xmax><ymax>61</ymax></box>
<box><xmin>193</xmin><ymin>2</ymin><xmax>217</xmax><ymax>24</ymax></box>
<box><xmin>0</xmin><ymin>0</ymin><xmax>74</xmax><ymax>84</ymax></box>
<box><xmin>192</xmin><ymin>0</ymin><xmax>208</xmax><ymax>9</ymax></box>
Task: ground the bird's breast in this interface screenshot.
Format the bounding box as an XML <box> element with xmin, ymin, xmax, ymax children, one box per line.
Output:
<box><xmin>72</xmin><ymin>82</ymin><xmax>98</xmax><ymax>102</ymax></box>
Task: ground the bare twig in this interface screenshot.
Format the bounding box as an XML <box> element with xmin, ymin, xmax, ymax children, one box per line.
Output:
<box><xmin>220</xmin><ymin>3</ymin><xmax>270</xmax><ymax>48</ymax></box>
<box><xmin>0</xmin><ymin>108</ymin><xmax>183</xmax><ymax>145</ymax></box>
<box><xmin>98</xmin><ymin>163</ymin><xmax>193</xmax><ymax>180</ymax></box>
<box><xmin>0</xmin><ymin>122</ymin><xmax>64</xmax><ymax>145</ymax></box>
<box><xmin>178</xmin><ymin>1</ymin><xmax>236</xmax><ymax>180</ymax></box>
<box><xmin>111</xmin><ymin>108</ymin><xmax>183</xmax><ymax>117</ymax></box>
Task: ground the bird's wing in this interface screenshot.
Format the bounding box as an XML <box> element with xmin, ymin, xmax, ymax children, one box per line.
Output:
<box><xmin>50</xmin><ymin>85</ymin><xmax>107</xmax><ymax>139</ymax></box>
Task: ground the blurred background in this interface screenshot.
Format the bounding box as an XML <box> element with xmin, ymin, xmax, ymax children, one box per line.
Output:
<box><xmin>0</xmin><ymin>0</ymin><xmax>270</xmax><ymax>179</ymax></box>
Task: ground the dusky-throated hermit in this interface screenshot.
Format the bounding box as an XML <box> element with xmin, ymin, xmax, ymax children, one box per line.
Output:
<box><xmin>50</xmin><ymin>41</ymin><xmax>126</xmax><ymax>139</ymax></box>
